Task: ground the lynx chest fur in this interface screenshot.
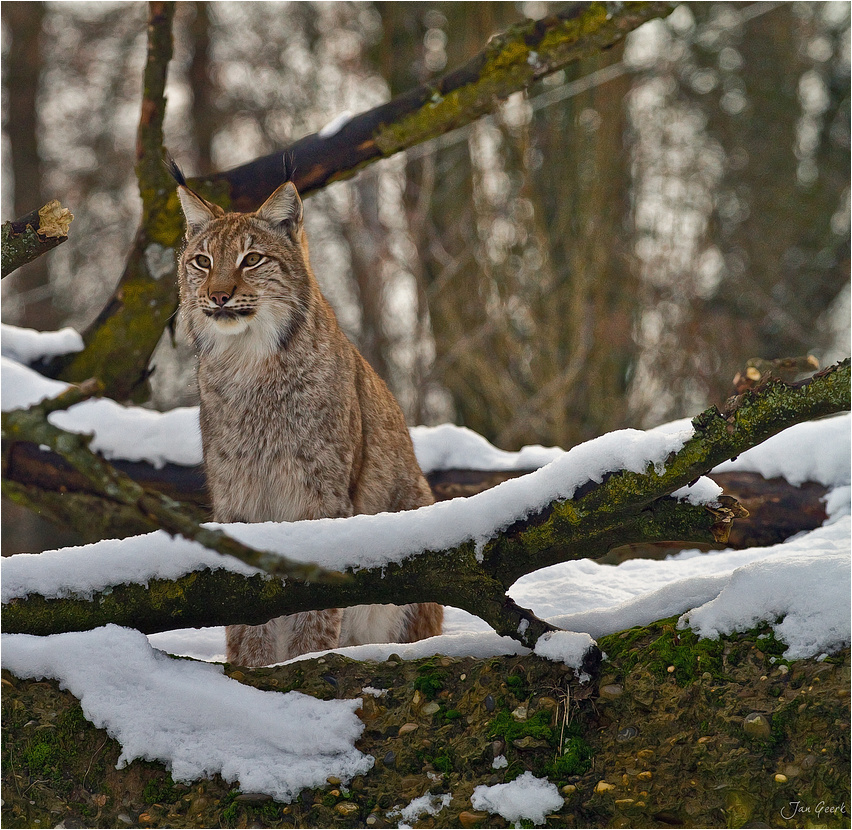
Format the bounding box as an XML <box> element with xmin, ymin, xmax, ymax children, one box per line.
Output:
<box><xmin>172</xmin><ymin>166</ymin><xmax>442</xmax><ymax>665</ymax></box>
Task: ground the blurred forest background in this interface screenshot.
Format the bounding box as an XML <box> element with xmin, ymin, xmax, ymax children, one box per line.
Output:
<box><xmin>2</xmin><ymin>1</ymin><xmax>850</xmax><ymax>550</ymax></box>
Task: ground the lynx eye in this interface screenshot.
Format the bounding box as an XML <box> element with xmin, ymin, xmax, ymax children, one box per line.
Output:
<box><xmin>193</xmin><ymin>254</ymin><xmax>211</xmax><ymax>269</ymax></box>
<box><xmin>241</xmin><ymin>252</ymin><xmax>264</xmax><ymax>268</ymax></box>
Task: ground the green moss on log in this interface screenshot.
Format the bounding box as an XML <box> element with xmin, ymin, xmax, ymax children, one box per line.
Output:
<box><xmin>3</xmin><ymin>623</ymin><xmax>849</xmax><ymax>828</ymax></box>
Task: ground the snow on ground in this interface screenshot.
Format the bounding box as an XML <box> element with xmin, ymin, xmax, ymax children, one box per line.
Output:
<box><xmin>471</xmin><ymin>772</ymin><xmax>563</xmax><ymax>826</ymax></box>
<box><xmin>1</xmin><ymin>625</ymin><xmax>373</xmax><ymax>802</ymax></box>
<box><xmin>2</xmin><ymin>323</ymin><xmax>850</xmax><ymax>810</ymax></box>
<box><xmin>388</xmin><ymin>792</ymin><xmax>452</xmax><ymax>827</ymax></box>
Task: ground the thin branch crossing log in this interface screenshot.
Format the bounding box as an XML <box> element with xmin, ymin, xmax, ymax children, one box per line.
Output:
<box><xmin>4</xmin><ymin>361</ymin><xmax>848</xmax><ymax>647</ymax></box>
<box><xmin>1</xmin><ymin>383</ymin><xmax>349</xmax><ymax>587</ymax></box>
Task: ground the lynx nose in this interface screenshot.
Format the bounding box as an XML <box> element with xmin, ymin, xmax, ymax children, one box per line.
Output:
<box><xmin>209</xmin><ymin>289</ymin><xmax>234</xmax><ymax>307</ymax></box>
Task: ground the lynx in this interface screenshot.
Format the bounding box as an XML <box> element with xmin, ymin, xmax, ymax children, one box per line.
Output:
<box><xmin>171</xmin><ymin>162</ymin><xmax>442</xmax><ymax>666</ymax></box>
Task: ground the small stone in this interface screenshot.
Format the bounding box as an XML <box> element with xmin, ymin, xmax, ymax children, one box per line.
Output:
<box><xmin>484</xmin><ymin>694</ymin><xmax>495</xmax><ymax>712</ymax></box>
<box><xmin>702</xmin><ymin>672</ymin><xmax>713</xmax><ymax>682</ymax></box>
<box><xmin>537</xmin><ymin>696</ymin><xmax>558</xmax><ymax>710</ymax></box>
<box><xmin>697</xmin><ymin>736</ymin><xmax>714</xmax><ymax>744</ymax></box>
<box><xmin>512</xmin><ymin>735</ymin><xmax>548</xmax><ymax>750</ymax></box>
<box><xmin>329</xmin><ymin>789</ymin><xmax>340</xmax><ymax>797</ymax></box>
<box><xmin>335</xmin><ymin>802</ymin><xmax>359</xmax><ymax>816</ymax></box>
<box><xmin>778</xmin><ymin>665</ymin><xmax>789</xmax><ymax>675</ymax></box>
<box><xmin>458</xmin><ymin>810</ymin><xmax>489</xmax><ymax>827</ymax></box>
<box><xmin>511</xmin><ymin>705</ymin><xmax>528</xmax><ymax>720</ymax></box>
<box><xmin>398</xmin><ymin>722</ymin><xmax>419</xmax><ymax>735</ymax></box>
<box><xmin>595</xmin><ymin>781</ymin><xmax>616</xmax><ymax>793</ymax></box>
<box><xmin>774</xmin><ymin>773</ymin><xmax>788</xmax><ymax>783</ymax></box>
<box><xmin>666</xmin><ymin>665</ymin><xmax>675</xmax><ymax>673</ymax></box>
<box><xmin>742</xmin><ymin>712</ymin><xmax>772</xmax><ymax>740</ymax></box>
<box><xmin>599</xmin><ymin>684</ymin><xmax>623</xmax><ymax>700</ymax></box>
<box><xmin>400</xmin><ymin>775</ymin><xmax>424</xmax><ymax>794</ymax></box>
<box><xmin>782</xmin><ymin>764</ymin><xmax>801</xmax><ymax>778</ymax></box>
<box><xmin>117</xmin><ymin>816</ymin><xmax>133</xmax><ymax>826</ymax></box>
<box><xmin>366</xmin><ymin>814</ymin><xmax>378</xmax><ymax>825</ymax></box>
<box><xmin>386</xmin><ymin>653</ymin><xmax>402</xmax><ymax>664</ymax></box>
<box><xmin>801</xmin><ymin>754</ymin><xmax>818</xmax><ymax>770</ymax></box>
<box><xmin>421</xmin><ymin>701</ymin><xmax>440</xmax><ymax>716</ymax></box>
<box><xmin>382</xmin><ymin>750</ymin><xmax>396</xmax><ymax>766</ymax></box>
<box><xmin>637</xmin><ymin>771</ymin><xmax>652</xmax><ymax>781</ymax></box>
<box><xmin>561</xmin><ymin>785</ymin><xmax>576</xmax><ymax>795</ymax></box>
<box><xmin>235</xmin><ymin>792</ymin><xmax>272</xmax><ymax>803</ymax></box>
<box><xmin>616</xmin><ymin>726</ymin><xmax>638</xmax><ymax>742</ymax></box>
<box><xmin>460</xmin><ymin>674</ymin><xmax>467</xmax><ymax>681</ymax></box>
<box><xmin>491</xmin><ymin>739</ymin><xmax>505</xmax><ymax>756</ymax></box>
<box><xmin>326</xmin><ymin>776</ymin><xmax>341</xmax><ymax>786</ymax></box>
<box><xmin>229</xmin><ymin>670</ymin><xmax>245</xmax><ymax>682</ymax></box>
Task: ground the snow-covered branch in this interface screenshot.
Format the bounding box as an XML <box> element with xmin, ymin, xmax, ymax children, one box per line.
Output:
<box><xmin>4</xmin><ymin>360</ymin><xmax>848</xmax><ymax>649</ymax></box>
<box><xmin>1</xmin><ymin>383</ymin><xmax>350</xmax><ymax>588</ymax></box>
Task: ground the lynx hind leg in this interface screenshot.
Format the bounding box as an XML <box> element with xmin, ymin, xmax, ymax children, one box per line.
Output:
<box><xmin>226</xmin><ymin>609</ymin><xmax>342</xmax><ymax>667</ymax></box>
<box><xmin>401</xmin><ymin>602</ymin><xmax>444</xmax><ymax>643</ymax></box>
<box><xmin>226</xmin><ymin>620</ymin><xmax>279</xmax><ymax>667</ymax></box>
<box><xmin>274</xmin><ymin>608</ymin><xmax>343</xmax><ymax>661</ymax></box>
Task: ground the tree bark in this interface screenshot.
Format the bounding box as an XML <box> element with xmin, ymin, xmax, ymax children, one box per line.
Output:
<box><xmin>37</xmin><ymin>2</ymin><xmax>187</xmax><ymax>402</ymax></box>
<box><xmin>208</xmin><ymin>2</ymin><xmax>676</xmax><ymax>210</ymax></box>
<box><xmin>1</xmin><ymin>201</ymin><xmax>73</xmax><ymax>279</ymax></box>
<box><xmin>4</xmin><ymin>360</ymin><xmax>848</xmax><ymax>647</ymax></box>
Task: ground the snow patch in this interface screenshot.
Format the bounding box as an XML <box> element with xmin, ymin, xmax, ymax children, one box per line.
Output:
<box><xmin>388</xmin><ymin>792</ymin><xmax>452</xmax><ymax>826</ymax></box>
<box><xmin>533</xmin><ymin>630</ymin><xmax>595</xmax><ymax>668</ymax></box>
<box><xmin>0</xmin><ymin>625</ymin><xmax>373</xmax><ymax>802</ymax></box>
<box><xmin>1</xmin><ymin>322</ymin><xmax>83</xmax><ymax>364</ymax></box>
<box><xmin>679</xmin><ymin>520</ymin><xmax>852</xmax><ymax>659</ymax></box>
<box><xmin>318</xmin><ymin>110</ymin><xmax>352</xmax><ymax>138</ymax></box>
<box><xmin>471</xmin><ymin>771</ymin><xmax>563</xmax><ymax>826</ymax></box>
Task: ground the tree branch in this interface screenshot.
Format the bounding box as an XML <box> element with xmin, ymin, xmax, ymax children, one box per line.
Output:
<box><xmin>1</xmin><ymin>385</ymin><xmax>348</xmax><ymax>586</ymax></box>
<box><xmin>207</xmin><ymin>2</ymin><xmax>675</xmax><ymax>210</ymax></box>
<box><xmin>5</xmin><ymin>361</ymin><xmax>847</xmax><ymax>646</ymax></box>
<box><xmin>1</xmin><ymin>201</ymin><xmax>73</xmax><ymax>278</ymax></box>
<box><xmin>39</xmin><ymin>2</ymin><xmax>187</xmax><ymax>402</ymax></box>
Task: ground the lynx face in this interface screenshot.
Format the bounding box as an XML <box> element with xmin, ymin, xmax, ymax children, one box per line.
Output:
<box><xmin>176</xmin><ymin>182</ymin><xmax>310</xmax><ymax>358</ymax></box>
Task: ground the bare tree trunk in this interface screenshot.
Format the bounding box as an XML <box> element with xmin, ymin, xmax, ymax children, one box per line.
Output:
<box><xmin>2</xmin><ymin>2</ymin><xmax>61</xmax><ymax>329</ymax></box>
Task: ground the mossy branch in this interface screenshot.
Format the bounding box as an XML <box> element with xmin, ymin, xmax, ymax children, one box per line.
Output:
<box><xmin>4</xmin><ymin>362</ymin><xmax>847</xmax><ymax>646</ymax></box>
<box><xmin>39</xmin><ymin>2</ymin><xmax>185</xmax><ymax>402</ymax></box>
<box><xmin>1</xmin><ymin>384</ymin><xmax>348</xmax><ymax>586</ymax></box>
<box><xmin>208</xmin><ymin>2</ymin><xmax>676</xmax><ymax>209</ymax></box>
<box><xmin>1</xmin><ymin>201</ymin><xmax>73</xmax><ymax>278</ymax></box>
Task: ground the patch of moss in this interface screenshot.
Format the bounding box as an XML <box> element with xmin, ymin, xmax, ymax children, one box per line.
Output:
<box><xmin>489</xmin><ymin>709</ymin><xmax>555</xmax><ymax>745</ymax></box>
<box><xmin>546</xmin><ymin>736</ymin><xmax>594</xmax><ymax>778</ymax></box>
<box><xmin>599</xmin><ymin>616</ymin><xmax>728</xmax><ymax>685</ymax></box>
<box><xmin>413</xmin><ymin>661</ymin><xmax>447</xmax><ymax>699</ymax></box>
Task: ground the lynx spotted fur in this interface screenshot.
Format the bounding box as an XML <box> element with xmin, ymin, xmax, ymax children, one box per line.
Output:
<box><xmin>173</xmin><ymin>168</ymin><xmax>442</xmax><ymax>666</ymax></box>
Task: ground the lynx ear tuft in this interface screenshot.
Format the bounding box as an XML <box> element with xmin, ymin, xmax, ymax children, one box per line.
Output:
<box><xmin>255</xmin><ymin>181</ymin><xmax>303</xmax><ymax>241</ymax></box>
<box><xmin>176</xmin><ymin>186</ymin><xmax>222</xmax><ymax>237</ymax></box>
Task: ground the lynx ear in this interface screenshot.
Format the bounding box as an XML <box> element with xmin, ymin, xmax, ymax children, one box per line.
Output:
<box><xmin>255</xmin><ymin>181</ymin><xmax>303</xmax><ymax>241</ymax></box>
<box><xmin>176</xmin><ymin>186</ymin><xmax>222</xmax><ymax>237</ymax></box>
